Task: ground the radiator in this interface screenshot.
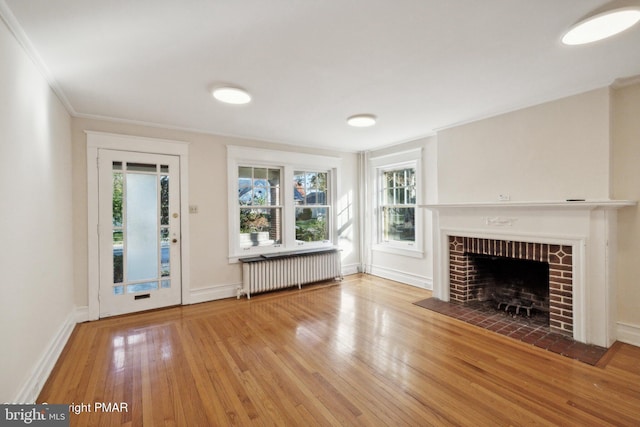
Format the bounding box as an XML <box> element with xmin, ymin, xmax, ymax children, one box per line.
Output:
<box><xmin>238</xmin><ymin>250</ymin><xmax>342</xmax><ymax>298</ymax></box>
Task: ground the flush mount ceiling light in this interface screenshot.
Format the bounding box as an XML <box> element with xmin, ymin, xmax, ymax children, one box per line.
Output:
<box><xmin>562</xmin><ymin>6</ymin><xmax>640</xmax><ymax>45</ymax></box>
<box><xmin>212</xmin><ymin>87</ymin><xmax>252</xmax><ymax>104</ymax></box>
<box><xmin>347</xmin><ymin>114</ymin><xmax>377</xmax><ymax>127</ymax></box>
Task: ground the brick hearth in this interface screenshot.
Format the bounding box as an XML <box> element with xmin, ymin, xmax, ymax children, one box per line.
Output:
<box><xmin>449</xmin><ymin>236</ymin><xmax>573</xmax><ymax>335</ymax></box>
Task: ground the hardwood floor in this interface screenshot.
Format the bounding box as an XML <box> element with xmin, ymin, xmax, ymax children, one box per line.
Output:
<box><xmin>39</xmin><ymin>274</ymin><xmax>640</xmax><ymax>426</ymax></box>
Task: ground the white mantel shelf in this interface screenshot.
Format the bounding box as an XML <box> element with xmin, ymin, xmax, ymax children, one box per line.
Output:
<box><xmin>421</xmin><ymin>200</ymin><xmax>636</xmax><ymax>210</ymax></box>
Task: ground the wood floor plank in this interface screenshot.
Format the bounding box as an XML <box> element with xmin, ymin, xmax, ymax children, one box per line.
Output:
<box><xmin>38</xmin><ymin>274</ymin><xmax>640</xmax><ymax>426</ymax></box>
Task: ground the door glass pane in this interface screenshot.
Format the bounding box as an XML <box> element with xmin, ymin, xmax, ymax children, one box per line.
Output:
<box><xmin>160</xmin><ymin>175</ymin><xmax>169</xmax><ymax>226</ymax></box>
<box><xmin>113</xmin><ymin>173</ymin><xmax>123</xmax><ymax>227</ymax></box>
<box><xmin>127</xmin><ymin>162</ymin><xmax>157</xmax><ymax>173</ymax></box>
<box><xmin>126</xmin><ymin>173</ymin><xmax>159</xmax><ymax>281</ymax></box>
<box><xmin>113</xmin><ymin>285</ymin><xmax>124</xmax><ymax>295</ymax></box>
<box><xmin>161</xmin><ymin>228</ymin><xmax>170</xmax><ymax>277</ymax></box>
<box><xmin>161</xmin><ymin>279</ymin><xmax>170</xmax><ymax>289</ymax></box>
<box><xmin>113</xmin><ymin>231</ymin><xmax>123</xmax><ymax>283</ymax></box>
<box><xmin>127</xmin><ymin>281</ymin><xmax>158</xmax><ymax>293</ymax></box>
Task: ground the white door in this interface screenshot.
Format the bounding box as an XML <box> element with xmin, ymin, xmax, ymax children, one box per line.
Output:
<box><xmin>98</xmin><ymin>149</ymin><xmax>181</xmax><ymax>317</ymax></box>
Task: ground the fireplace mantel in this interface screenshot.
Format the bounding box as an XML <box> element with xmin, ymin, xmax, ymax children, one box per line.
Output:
<box><xmin>422</xmin><ymin>200</ymin><xmax>636</xmax><ymax>210</ymax></box>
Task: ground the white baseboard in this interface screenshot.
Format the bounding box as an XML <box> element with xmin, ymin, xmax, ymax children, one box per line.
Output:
<box><xmin>190</xmin><ymin>266</ymin><xmax>358</xmax><ymax>304</ymax></box>
<box><xmin>189</xmin><ymin>282</ymin><xmax>239</xmax><ymax>304</ymax></box>
<box><xmin>14</xmin><ymin>310</ymin><xmax>77</xmax><ymax>403</ymax></box>
<box><xmin>368</xmin><ymin>265</ymin><xmax>433</xmax><ymax>290</ymax></box>
<box><xmin>617</xmin><ymin>321</ymin><xmax>640</xmax><ymax>347</ymax></box>
<box><xmin>75</xmin><ymin>306</ymin><xmax>89</xmax><ymax>323</ymax></box>
<box><xmin>341</xmin><ymin>263</ymin><xmax>360</xmax><ymax>276</ymax></box>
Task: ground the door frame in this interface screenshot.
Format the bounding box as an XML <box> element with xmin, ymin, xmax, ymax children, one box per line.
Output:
<box><xmin>87</xmin><ymin>131</ymin><xmax>190</xmax><ymax>321</ymax></box>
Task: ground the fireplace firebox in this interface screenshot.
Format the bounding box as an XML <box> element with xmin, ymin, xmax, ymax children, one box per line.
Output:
<box><xmin>449</xmin><ymin>236</ymin><xmax>573</xmax><ymax>336</ymax></box>
<box><xmin>469</xmin><ymin>254</ymin><xmax>549</xmax><ymax>318</ymax></box>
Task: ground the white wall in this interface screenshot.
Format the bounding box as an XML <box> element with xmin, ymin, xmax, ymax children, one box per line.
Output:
<box><xmin>437</xmin><ymin>88</ymin><xmax>611</xmax><ymax>203</ymax></box>
<box><xmin>611</xmin><ymin>80</ymin><xmax>640</xmax><ymax>345</ymax></box>
<box><xmin>71</xmin><ymin>118</ymin><xmax>360</xmax><ymax>308</ymax></box>
<box><xmin>0</xmin><ymin>18</ymin><xmax>74</xmax><ymax>401</ymax></box>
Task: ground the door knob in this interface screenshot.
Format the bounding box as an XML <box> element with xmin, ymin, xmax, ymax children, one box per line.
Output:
<box><xmin>172</xmin><ymin>238</ymin><xmax>178</xmax><ymax>243</ymax></box>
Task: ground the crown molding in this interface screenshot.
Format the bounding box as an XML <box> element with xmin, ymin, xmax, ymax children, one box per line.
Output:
<box><xmin>422</xmin><ymin>200</ymin><xmax>636</xmax><ymax>210</ymax></box>
<box><xmin>611</xmin><ymin>74</ymin><xmax>640</xmax><ymax>89</ymax></box>
<box><xmin>0</xmin><ymin>0</ymin><xmax>76</xmax><ymax>115</ymax></box>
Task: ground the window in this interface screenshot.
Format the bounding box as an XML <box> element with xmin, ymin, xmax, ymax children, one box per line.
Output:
<box><xmin>238</xmin><ymin>166</ymin><xmax>282</xmax><ymax>247</ymax></box>
<box><xmin>227</xmin><ymin>146</ymin><xmax>340</xmax><ymax>260</ymax></box>
<box><xmin>381</xmin><ymin>168</ymin><xmax>416</xmax><ymax>243</ymax></box>
<box><xmin>294</xmin><ymin>171</ymin><xmax>330</xmax><ymax>243</ymax></box>
<box><xmin>370</xmin><ymin>148</ymin><xmax>423</xmax><ymax>257</ymax></box>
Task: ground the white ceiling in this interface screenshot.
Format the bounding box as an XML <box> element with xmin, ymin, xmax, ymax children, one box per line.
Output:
<box><xmin>2</xmin><ymin>0</ymin><xmax>640</xmax><ymax>152</ymax></box>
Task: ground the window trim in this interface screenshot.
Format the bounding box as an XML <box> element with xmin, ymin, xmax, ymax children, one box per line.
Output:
<box><xmin>227</xmin><ymin>145</ymin><xmax>341</xmax><ymax>262</ymax></box>
<box><xmin>370</xmin><ymin>148</ymin><xmax>423</xmax><ymax>258</ymax></box>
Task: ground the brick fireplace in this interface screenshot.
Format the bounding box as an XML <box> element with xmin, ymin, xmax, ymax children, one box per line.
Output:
<box><xmin>426</xmin><ymin>200</ymin><xmax>635</xmax><ymax>348</ymax></box>
<box><xmin>449</xmin><ymin>236</ymin><xmax>573</xmax><ymax>335</ymax></box>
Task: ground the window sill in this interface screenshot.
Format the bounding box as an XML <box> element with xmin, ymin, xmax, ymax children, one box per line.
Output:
<box><xmin>372</xmin><ymin>244</ymin><xmax>424</xmax><ymax>259</ymax></box>
<box><xmin>229</xmin><ymin>244</ymin><xmax>338</xmax><ymax>264</ymax></box>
